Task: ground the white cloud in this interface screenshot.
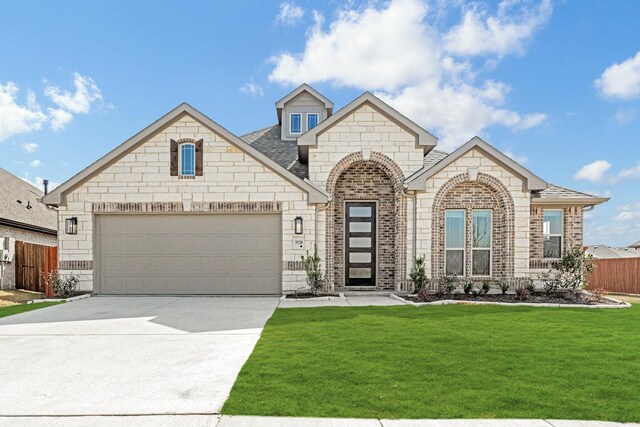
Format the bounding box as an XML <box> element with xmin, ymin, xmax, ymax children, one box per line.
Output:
<box><xmin>595</xmin><ymin>51</ymin><xmax>640</xmax><ymax>100</ymax></box>
<box><xmin>615</xmin><ymin>202</ymin><xmax>640</xmax><ymax>221</ymax></box>
<box><xmin>444</xmin><ymin>0</ymin><xmax>553</xmax><ymax>57</ymax></box>
<box><xmin>618</xmin><ymin>163</ymin><xmax>640</xmax><ymax>179</ymax></box>
<box><xmin>20</xmin><ymin>176</ymin><xmax>60</xmax><ymax>192</ymax></box>
<box><xmin>574</xmin><ymin>160</ymin><xmax>612</xmax><ymax>183</ymax></box>
<box><xmin>48</xmin><ymin>108</ymin><xmax>74</xmax><ymax>130</ymax></box>
<box><xmin>44</xmin><ymin>72</ymin><xmax>102</xmax><ymax>114</ymax></box>
<box><xmin>30</xmin><ymin>159</ymin><xmax>42</xmax><ymax>168</ymax></box>
<box><xmin>614</xmin><ymin>108</ymin><xmax>637</xmax><ymax>123</ymax></box>
<box><xmin>268</xmin><ymin>0</ymin><xmax>549</xmax><ymax>151</ymax></box>
<box><xmin>21</xmin><ymin>142</ymin><xmax>39</xmax><ymax>153</ymax></box>
<box><xmin>0</xmin><ymin>82</ymin><xmax>47</xmax><ymax>141</ymax></box>
<box><xmin>240</xmin><ymin>79</ymin><xmax>264</xmax><ymax>97</ymax></box>
<box><xmin>277</xmin><ymin>1</ymin><xmax>305</xmax><ymax>26</ymax></box>
<box><xmin>503</xmin><ymin>150</ymin><xmax>528</xmax><ymax>164</ymax></box>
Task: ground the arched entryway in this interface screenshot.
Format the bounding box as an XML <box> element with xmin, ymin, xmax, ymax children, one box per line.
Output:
<box><xmin>325</xmin><ymin>152</ymin><xmax>407</xmax><ymax>291</ymax></box>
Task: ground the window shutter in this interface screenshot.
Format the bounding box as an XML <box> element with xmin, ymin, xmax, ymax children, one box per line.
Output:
<box><xmin>170</xmin><ymin>139</ymin><xmax>178</xmax><ymax>176</ymax></box>
<box><xmin>195</xmin><ymin>139</ymin><xmax>204</xmax><ymax>176</ymax></box>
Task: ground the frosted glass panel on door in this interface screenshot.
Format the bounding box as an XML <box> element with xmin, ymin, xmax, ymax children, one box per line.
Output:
<box><xmin>349</xmin><ymin>206</ymin><xmax>372</xmax><ymax>217</ymax></box>
<box><xmin>349</xmin><ymin>222</ymin><xmax>372</xmax><ymax>233</ymax></box>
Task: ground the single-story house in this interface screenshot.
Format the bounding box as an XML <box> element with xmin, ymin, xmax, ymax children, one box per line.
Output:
<box><xmin>586</xmin><ymin>244</ymin><xmax>640</xmax><ymax>259</ymax></box>
<box><xmin>41</xmin><ymin>85</ymin><xmax>609</xmax><ymax>295</ymax></box>
<box><xmin>0</xmin><ymin>167</ymin><xmax>58</xmax><ymax>289</ymax></box>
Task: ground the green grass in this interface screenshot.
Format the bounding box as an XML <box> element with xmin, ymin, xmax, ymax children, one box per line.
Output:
<box><xmin>0</xmin><ymin>302</ymin><xmax>63</xmax><ymax>318</ymax></box>
<box><xmin>223</xmin><ymin>305</ymin><xmax>640</xmax><ymax>422</ymax></box>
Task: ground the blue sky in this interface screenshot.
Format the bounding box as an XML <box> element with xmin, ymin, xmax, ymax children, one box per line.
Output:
<box><xmin>1</xmin><ymin>0</ymin><xmax>639</xmax><ymax>246</ymax></box>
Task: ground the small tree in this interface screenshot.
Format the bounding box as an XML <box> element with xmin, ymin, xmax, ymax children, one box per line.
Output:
<box><xmin>302</xmin><ymin>244</ymin><xmax>324</xmax><ymax>295</ymax></box>
<box><xmin>409</xmin><ymin>255</ymin><xmax>429</xmax><ymax>293</ymax></box>
<box><xmin>552</xmin><ymin>247</ymin><xmax>595</xmax><ymax>293</ymax></box>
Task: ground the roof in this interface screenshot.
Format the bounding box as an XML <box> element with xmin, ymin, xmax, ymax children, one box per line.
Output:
<box><xmin>240</xmin><ymin>124</ymin><xmax>308</xmax><ymax>179</ymax></box>
<box><xmin>630</xmin><ymin>240</ymin><xmax>640</xmax><ymax>249</ymax></box>
<box><xmin>423</xmin><ymin>149</ymin><xmax>448</xmax><ymax>170</ymax></box>
<box><xmin>586</xmin><ymin>245</ymin><xmax>640</xmax><ymax>259</ymax></box>
<box><xmin>41</xmin><ymin>103</ymin><xmax>328</xmax><ymax>206</ymax></box>
<box><xmin>406</xmin><ymin>136</ymin><xmax>547</xmax><ymax>191</ymax></box>
<box><xmin>0</xmin><ymin>167</ymin><xmax>57</xmax><ymax>234</ymax></box>
<box><xmin>297</xmin><ymin>92</ymin><xmax>438</xmax><ymax>150</ymax></box>
<box><xmin>275</xmin><ymin>84</ymin><xmax>334</xmax><ymax>110</ymax></box>
<box><xmin>531</xmin><ymin>184</ymin><xmax>609</xmax><ymax>206</ymax></box>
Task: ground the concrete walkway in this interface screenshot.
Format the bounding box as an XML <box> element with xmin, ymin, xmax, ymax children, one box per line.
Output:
<box><xmin>216</xmin><ymin>415</ymin><xmax>639</xmax><ymax>427</ymax></box>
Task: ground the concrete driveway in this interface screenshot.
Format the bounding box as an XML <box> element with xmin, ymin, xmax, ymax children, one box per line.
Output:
<box><xmin>0</xmin><ymin>297</ymin><xmax>278</xmax><ymax>422</ymax></box>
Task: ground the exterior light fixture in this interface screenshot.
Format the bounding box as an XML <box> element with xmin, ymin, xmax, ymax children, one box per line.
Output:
<box><xmin>294</xmin><ymin>216</ymin><xmax>303</xmax><ymax>234</ymax></box>
<box><xmin>65</xmin><ymin>217</ymin><xmax>78</xmax><ymax>235</ymax></box>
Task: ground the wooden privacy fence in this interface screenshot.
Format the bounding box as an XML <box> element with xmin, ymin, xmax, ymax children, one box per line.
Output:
<box><xmin>15</xmin><ymin>241</ymin><xmax>58</xmax><ymax>296</ymax></box>
<box><xmin>588</xmin><ymin>258</ymin><xmax>640</xmax><ymax>294</ymax></box>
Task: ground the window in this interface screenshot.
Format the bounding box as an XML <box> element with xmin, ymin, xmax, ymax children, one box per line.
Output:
<box><xmin>307</xmin><ymin>113</ymin><xmax>319</xmax><ymax>130</ymax></box>
<box><xmin>543</xmin><ymin>210</ymin><xmax>563</xmax><ymax>258</ymax></box>
<box><xmin>290</xmin><ymin>113</ymin><xmax>302</xmax><ymax>134</ymax></box>
<box><xmin>180</xmin><ymin>143</ymin><xmax>195</xmax><ymax>176</ymax></box>
<box><xmin>445</xmin><ymin>210</ymin><xmax>465</xmax><ymax>275</ymax></box>
<box><xmin>472</xmin><ymin>210</ymin><xmax>492</xmax><ymax>276</ymax></box>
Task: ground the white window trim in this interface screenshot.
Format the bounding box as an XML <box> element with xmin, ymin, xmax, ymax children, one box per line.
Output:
<box><xmin>307</xmin><ymin>113</ymin><xmax>319</xmax><ymax>131</ymax></box>
<box><xmin>289</xmin><ymin>113</ymin><xmax>302</xmax><ymax>134</ymax></box>
<box><xmin>471</xmin><ymin>210</ymin><xmax>492</xmax><ymax>277</ymax></box>
<box><xmin>445</xmin><ymin>209</ymin><xmax>465</xmax><ymax>276</ymax></box>
<box><xmin>543</xmin><ymin>209</ymin><xmax>564</xmax><ymax>259</ymax></box>
<box><xmin>179</xmin><ymin>142</ymin><xmax>196</xmax><ymax>177</ymax></box>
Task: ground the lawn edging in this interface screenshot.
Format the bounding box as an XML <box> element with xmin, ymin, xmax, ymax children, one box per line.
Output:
<box><xmin>27</xmin><ymin>293</ymin><xmax>91</xmax><ymax>304</ymax></box>
<box><xmin>389</xmin><ymin>293</ymin><xmax>631</xmax><ymax>308</ymax></box>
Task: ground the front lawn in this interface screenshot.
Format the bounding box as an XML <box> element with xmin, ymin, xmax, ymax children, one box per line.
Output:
<box><xmin>223</xmin><ymin>304</ymin><xmax>640</xmax><ymax>422</ymax></box>
<box><xmin>0</xmin><ymin>302</ymin><xmax>63</xmax><ymax>318</ymax></box>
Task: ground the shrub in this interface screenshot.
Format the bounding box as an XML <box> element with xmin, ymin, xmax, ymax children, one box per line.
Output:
<box><xmin>410</xmin><ymin>255</ymin><xmax>429</xmax><ymax>293</ymax></box>
<box><xmin>46</xmin><ymin>271</ymin><xmax>79</xmax><ymax>298</ymax></box>
<box><xmin>416</xmin><ymin>288</ymin><xmax>433</xmax><ymax>302</ymax></box>
<box><xmin>515</xmin><ymin>286</ymin><xmax>530</xmax><ymax>301</ymax></box>
<box><xmin>463</xmin><ymin>281</ymin><xmax>474</xmax><ymax>295</ymax></box>
<box><xmin>301</xmin><ymin>244</ymin><xmax>324</xmax><ymax>295</ymax></box>
<box><xmin>480</xmin><ymin>280</ymin><xmax>491</xmax><ymax>295</ymax></box>
<box><xmin>439</xmin><ymin>274</ymin><xmax>457</xmax><ymax>296</ymax></box>
<box><xmin>539</xmin><ymin>271</ymin><xmax>557</xmax><ymax>295</ymax></box>
<box><xmin>552</xmin><ymin>247</ymin><xmax>595</xmax><ymax>293</ymax></box>
<box><xmin>590</xmin><ymin>287</ymin><xmax>608</xmax><ymax>301</ymax></box>
<box><xmin>498</xmin><ymin>279</ymin><xmax>510</xmax><ymax>295</ymax></box>
<box><xmin>525</xmin><ymin>278</ymin><xmax>536</xmax><ymax>294</ymax></box>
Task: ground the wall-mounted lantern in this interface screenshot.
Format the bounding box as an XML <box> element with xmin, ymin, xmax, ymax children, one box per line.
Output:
<box><xmin>65</xmin><ymin>217</ymin><xmax>78</xmax><ymax>234</ymax></box>
<box><xmin>294</xmin><ymin>216</ymin><xmax>303</xmax><ymax>235</ymax></box>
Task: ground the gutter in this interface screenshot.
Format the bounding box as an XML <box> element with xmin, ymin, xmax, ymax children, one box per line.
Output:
<box><xmin>0</xmin><ymin>218</ymin><xmax>57</xmax><ymax>236</ymax></box>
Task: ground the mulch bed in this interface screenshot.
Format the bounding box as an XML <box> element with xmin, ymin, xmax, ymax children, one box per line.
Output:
<box><xmin>285</xmin><ymin>293</ymin><xmax>340</xmax><ymax>299</ymax></box>
<box><xmin>403</xmin><ymin>292</ymin><xmax>623</xmax><ymax>305</ymax></box>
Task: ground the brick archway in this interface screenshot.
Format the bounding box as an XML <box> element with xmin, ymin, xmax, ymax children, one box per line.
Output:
<box><xmin>431</xmin><ymin>172</ymin><xmax>515</xmax><ymax>280</ymax></box>
<box><xmin>325</xmin><ymin>152</ymin><xmax>407</xmax><ymax>291</ymax></box>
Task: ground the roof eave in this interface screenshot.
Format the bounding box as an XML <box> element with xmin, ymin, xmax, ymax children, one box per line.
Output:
<box><xmin>530</xmin><ymin>197</ymin><xmax>610</xmax><ymax>206</ymax></box>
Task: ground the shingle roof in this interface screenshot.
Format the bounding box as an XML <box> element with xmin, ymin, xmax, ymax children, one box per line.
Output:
<box><xmin>586</xmin><ymin>245</ymin><xmax>640</xmax><ymax>259</ymax></box>
<box><xmin>0</xmin><ymin>167</ymin><xmax>57</xmax><ymax>233</ymax></box>
<box><xmin>532</xmin><ymin>184</ymin><xmax>601</xmax><ymax>200</ymax></box>
<box><xmin>423</xmin><ymin>150</ymin><xmax>449</xmax><ymax>170</ymax></box>
<box><xmin>239</xmin><ymin>124</ymin><xmax>309</xmax><ymax>179</ymax></box>
<box><xmin>630</xmin><ymin>240</ymin><xmax>640</xmax><ymax>249</ymax></box>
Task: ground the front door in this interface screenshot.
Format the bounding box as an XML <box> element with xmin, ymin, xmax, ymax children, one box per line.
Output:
<box><xmin>345</xmin><ymin>202</ymin><xmax>376</xmax><ymax>286</ymax></box>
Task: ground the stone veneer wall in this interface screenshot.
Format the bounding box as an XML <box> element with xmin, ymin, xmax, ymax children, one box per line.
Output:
<box><xmin>0</xmin><ymin>225</ymin><xmax>57</xmax><ymax>290</ymax></box>
<box><xmin>529</xmin><ymin>205</ymin><xmax>584</xmax><ymax>270</ymax></box>
<box><xmin>56</xmin><ymin>114</ymin><xmax>315</xmax><ymax>292</ymax></box>
<box><xmin>431</xmin><ymin>175</ymin><xmax>514</xmax><ymax>280</ymax></box>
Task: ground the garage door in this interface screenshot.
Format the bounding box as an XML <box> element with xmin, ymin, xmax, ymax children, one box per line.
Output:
<box><xmin>96</xmin><ymin>214</ymin><xmax>281</xmax><ymax>295</ymax></box>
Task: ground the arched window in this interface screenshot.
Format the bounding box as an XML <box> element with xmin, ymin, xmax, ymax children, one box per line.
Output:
<box><xmin>180</xmin><ymin>143</ymin><xmax>195</xmax><ymax>176</ymax></box>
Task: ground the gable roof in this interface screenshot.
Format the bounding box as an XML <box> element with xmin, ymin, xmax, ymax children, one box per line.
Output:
<box><xmin>297</xmin><ymin>92</ymin><xmax>438</xmax><ymax>150</ymax></box>
<box><xmin>630</xmin><ymin>240</ymin><xmax>640</xmax><ymax>249</ymax></box>
<box><xmin>531</xmin><ymin>184</ymin><xmax>609</xmax><ymax>206</ymax></box>
<box><xmin>275</xmin><ymin>83</ymin><xmax>334</xmax><ymax>111</ymax></box>
<box><xmin>405</xmin><ymin>136</ymin><xmax>547</xmax><ymax>191</ymax></box>
<box><xmin>0</xmin><ymin>167</ymin><xmax>57</xmax><ymax>234</ymax></box>
<box><xmin>240</xmin><ymin>124</ymin><xmax>308</xmax><ymax>179</ymax></box>
<box><xmin>41</xmin><ymin>103</ymin><xmax>328</xmax><ymax>206</ymax></box>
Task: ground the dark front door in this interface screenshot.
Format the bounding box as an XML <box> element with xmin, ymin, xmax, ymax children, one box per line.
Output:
<box><xmin>345</xmin><ymin>202</ymin><xmax>376</xmax><ymax>286</ymax></box>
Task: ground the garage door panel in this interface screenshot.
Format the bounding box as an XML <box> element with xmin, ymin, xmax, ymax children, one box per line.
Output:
<box><xmin>98</xmin><ymin>214</ymin><xmax>281</xmax><ymax>295</ymax></box>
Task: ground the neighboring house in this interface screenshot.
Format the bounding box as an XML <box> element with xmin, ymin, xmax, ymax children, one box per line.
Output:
<box><xmin>586</xmin><ymin>244</ymin><xmax>640</xmax><ymax>259</ymax></box>
<box><xmin>0</xmin><ymin>167</ymin><xmax>57</xmax><ymax>289</ymax></box>
<box><xmin>41</xmin><ymin>85</ymin><xmax>608</xmax><ymax>295</ymax></box>
<box><xmin>629</xmin><ymin>240</ymin><xmax>640</xmax><ymax>249</ymax></box>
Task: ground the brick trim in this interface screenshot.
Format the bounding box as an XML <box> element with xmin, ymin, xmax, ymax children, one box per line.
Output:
<box><xmin>92</xmin><ymin>202</ymin><xmax>184</xmax><ymax>213</ymax></box>
<box><xmin>191</xmin><ymin>201</ymin><xmax>283</xmax><ymax>213</ymax></box>
<box><xmin>284</xmin><ymin>260</ymin><xmax>305</xmax><ymax>271</ymax></box>
<box><xmin>325</xmin><ymin>151</ymin><xmax>407</xmax><ymax>292</ymax></box>
<box><xmin>431</xmin><ymin>172</ymin><xmax>515</xmax><ymax>281</ymax></box>
<box><xmin>59</xmin><ymin>260</ymin><xmax>93</xmax><ymax>270</ymax></box>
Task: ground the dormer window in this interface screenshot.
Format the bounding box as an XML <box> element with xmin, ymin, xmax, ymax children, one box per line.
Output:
<box><xmin>290</xmin><ymin>113</ymin><xmax>302</xmax><ymax>134</ymax></box>
<box><xmin>307</xmin><ymin>113</ymin><xmax>319</xmax><ymax>130</ymax></box>
<box><xmin>180</xmin><ymin>143</ymin><xmax>196</xmax><ymax>176</ymax></box>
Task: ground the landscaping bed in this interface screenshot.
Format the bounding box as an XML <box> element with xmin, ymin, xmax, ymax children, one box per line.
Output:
<box><xmin>284</xmin><ymin>292</ymin><xmax>340</xmax><ymax>300</ymax></box>
<box><xmin>400</xmin><ymin>291</ymin><xmax>625</xmax><ymax>306</ymax></box>
<box><xmin>223</xmin><ymin>304</ymin><xmax>640</xmax><ymax>422</ymax></box>
<box><xmin>0</xmin><ymin>290</ymin><xmax>45</xmax><ymax>307</ymax></box>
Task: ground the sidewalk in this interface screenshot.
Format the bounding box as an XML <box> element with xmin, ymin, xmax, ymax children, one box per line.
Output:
<box><xmin>217</xmin><ymin>416</ymin><xmax>640</xmax><ymax>427</ymax></box>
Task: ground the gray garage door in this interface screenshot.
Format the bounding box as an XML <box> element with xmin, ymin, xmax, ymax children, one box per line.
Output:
<box><xmin>96</xmin><ymin>214</ymin><xmax>281</xmax><ymax>295</ymax></box>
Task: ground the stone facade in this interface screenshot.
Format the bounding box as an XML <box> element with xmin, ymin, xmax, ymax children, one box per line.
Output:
<box><xmin>0</xmin><ymin>225</ymin><xmax>57</xmax><ymax>290</ymax></box>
